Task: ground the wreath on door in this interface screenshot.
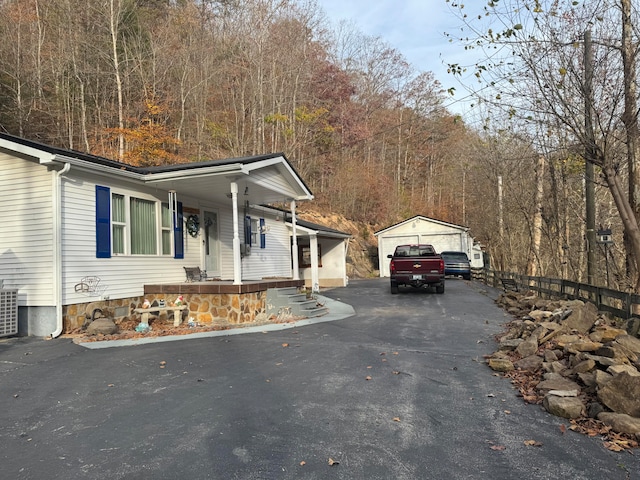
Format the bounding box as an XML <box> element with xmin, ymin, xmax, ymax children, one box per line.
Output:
<box><xmin>186</xmin><ymin>214</ymin><xmax>200</xmax><ymax>237</ymax></box>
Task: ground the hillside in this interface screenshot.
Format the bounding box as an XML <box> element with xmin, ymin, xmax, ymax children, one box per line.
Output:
<box><xmin>297</xmin><ymin>208</ymin><xmax>380</xmax><ymax>280</ymax></box>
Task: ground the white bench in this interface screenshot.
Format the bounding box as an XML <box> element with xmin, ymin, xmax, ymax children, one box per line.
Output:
<box><xmin>134</xmin><ymin>305</ymin><xmax>189</xmax><ymax>327</ymax></box>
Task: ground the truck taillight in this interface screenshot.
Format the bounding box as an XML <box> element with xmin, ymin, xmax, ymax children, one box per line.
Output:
<box><xmin>439</xmin><ymin>258</ymin><xmax>444</xmax><ymax>274</ymax></box>
<box><xmin>390</xmin><ymin>259</ymin><xmax>396</xmax><ymax>274</ymax></box>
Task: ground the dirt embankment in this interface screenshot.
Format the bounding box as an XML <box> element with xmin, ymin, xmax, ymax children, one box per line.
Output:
<box><xmin>296</xmin><ymin>209</ymin><xmax>379</xmax><ymax>279</ymax></box>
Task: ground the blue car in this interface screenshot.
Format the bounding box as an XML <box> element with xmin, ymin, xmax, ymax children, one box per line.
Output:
<box><xmin>440</xmin><ymin>251</ymin><xmax>471</xmax><ymax>280</ymax></box>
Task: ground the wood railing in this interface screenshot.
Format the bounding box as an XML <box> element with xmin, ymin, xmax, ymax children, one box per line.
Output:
<box><xmin>471</xmin><ymin>268</ymin><xmax>640</xmax><ymax>321</ymax></box>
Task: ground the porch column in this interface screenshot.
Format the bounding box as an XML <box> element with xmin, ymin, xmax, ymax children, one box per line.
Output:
<box><xmin>310</xmin><ymin>234</ymin><xmax>319</xmax><ymax>292</ymax></box>
<box><xmin>231</xmin><ymin>182</ymin><xmax>242</xmax><ymax>285</ymax></box>
<box><xmin>291</xmin><ymin>200</ymin><xmax>299</xmax><ymax>280</ymax></box>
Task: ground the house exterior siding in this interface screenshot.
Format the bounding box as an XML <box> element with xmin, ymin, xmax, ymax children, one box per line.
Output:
<box><xmin>61</xmin><ymin>170</ymin><xmax>201</xmax><ymax>305</ymax></box>
<box><xmin>1</xmin><ymin>133</ymin><xmax>317</xmax><ymax>336</ymax></box>
<box><xmin>0</xmin><ymin>153</ymin><xmax>55</xmax><ymax>305</ymax></box>
<box><xmin>241</xmin><ymin>217</ymin><xmax>291</xmax><ymax>280</ymax></box>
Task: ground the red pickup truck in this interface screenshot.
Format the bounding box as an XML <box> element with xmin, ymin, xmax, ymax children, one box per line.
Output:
<box><xmin>387</xmin><ymin>244</ymin><xmax>445</xmax><ymax>294</ymax></box>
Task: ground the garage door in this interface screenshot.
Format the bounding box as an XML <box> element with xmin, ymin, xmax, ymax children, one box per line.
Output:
<box><xmin>419</xmin><ymin>233</ymin><xmax>463</xmax><ymax>253</ymax></box>
<box><xmin>379</xmin><ymin>235</ymin><xmax>419</xmax><ymax>277</ymax></box>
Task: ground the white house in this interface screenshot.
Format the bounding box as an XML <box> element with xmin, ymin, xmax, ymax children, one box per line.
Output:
<box><xmin>0</xmin><ymin>133</ymin><xmax>345</xmax><ymax>337</ymax></box>
<box><xmin>374</xmin><ymin>215</ymin><xmax>483</xmax><ymax>277</ymax></box>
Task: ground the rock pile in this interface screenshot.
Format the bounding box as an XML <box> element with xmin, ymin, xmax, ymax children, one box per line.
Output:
<box><xmin>488</xmin><ymin>290</ymin><xmax>640</xmax><ymax>446</ymax></box>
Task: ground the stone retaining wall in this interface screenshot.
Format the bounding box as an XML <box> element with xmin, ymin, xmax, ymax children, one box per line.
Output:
<box><xmin>63</xmin><ymin>292</ymin><xmax>266</xmax><ymax>332</ymax></box>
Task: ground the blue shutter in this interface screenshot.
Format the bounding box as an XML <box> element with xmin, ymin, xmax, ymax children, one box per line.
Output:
<box><xmin>244</xmin><ymin>215</ymin><xmax>252</xmax><ymax>245</ymax></box>
<box><xmin>174</xmin><ymin>201</ymin><xmax>184</xmax><ymax>259</ymax></box>
<box><xmin>259</xmin><ymin>218</ymin><xmax>266</xmax><ymax>249</ymax></box>
<box><xmin>95</xmin><ymin>186</ymin><xmax>111</xmax><ymax>258</ymax></box>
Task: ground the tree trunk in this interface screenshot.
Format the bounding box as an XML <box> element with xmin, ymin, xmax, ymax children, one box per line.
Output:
<box><xmin>527</xmin><ymin>155</ymin><xmax>545</xmax><ymax>276</ymax></box>
<box><xmin>621</xmin><ymin>0</ymin><xmax>640</xmax><ymax>287</ymax></box>
<box><xmin>109</xmin><ymin>0</ymin><xmax>125</xmax><ymax>161</ymax></box>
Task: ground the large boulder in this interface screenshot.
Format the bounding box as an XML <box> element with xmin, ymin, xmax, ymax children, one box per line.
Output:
<box><xmin>537</xmin><ymin>376</ymin><xmax>581</xmax><ymax>394</ymax></box>
<box><xmin>597</xmin><ymin>372</ymin><xmax>640</xmax><ymax>417</ymax></box>
<box><xmin>598</xmin><ymin>412</ymin><xmax>640</xmax><ymax>436</ymax></box>
<box><xmin>615</xmin><ymin>335</ymin><xmax>640</xmax><ymax>355</ymax></box>
<box><xmin>516</xmin><ymin>334</ymin><xmax>539</xmax><ymax>357</ymax></box>
<box><xmin>488</xmin><ymin>357</ymin><xmax>514</xmax><ymax>372</ymax></box>
<box><xmin>562</xmin><ymin>301</ymin><xmax>598</xmax><ymax>334</ymax></box>
<box><xmin>86</xmin><ymin>317</ymin><xmax>118</xmax><ymax>335</ymax></box>
<box><xmin>543</xmin><ymin>394</ymin><xmax>584</xmax><ymax>419</ymax></box>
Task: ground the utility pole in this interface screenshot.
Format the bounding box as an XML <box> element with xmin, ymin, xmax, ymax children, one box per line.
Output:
<box><xmin>584</xmin><ymin>30</ymin><xmax>597</xmax><ymax>285</ymax></box>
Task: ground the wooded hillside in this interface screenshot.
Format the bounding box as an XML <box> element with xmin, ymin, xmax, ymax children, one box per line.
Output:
<box><xmin>0</xmin><ymin>0</ymin><xmax>632</xmax><ymax>288</ymax></box>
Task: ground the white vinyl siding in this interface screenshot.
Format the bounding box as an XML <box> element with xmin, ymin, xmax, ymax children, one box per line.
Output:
<box><xmin>0</xmin><ymin>153</ymin><xmax>55</xmax><ymax>306</ymax></box>
<box><xmin>240</xmin><ymin>217</ymin><xmax>291</xmax><ymax>280</ymax></box>
<box><xmin>61</xmin><ymin>173</ymin><xmax>200</xmax><ymax>304</ymax></box>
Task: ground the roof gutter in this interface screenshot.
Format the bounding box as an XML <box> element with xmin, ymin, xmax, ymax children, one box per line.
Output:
<box><xmin>51</xmin><ymin>162</ymin><xmax>71</xmax><ymax>339</ymax></box>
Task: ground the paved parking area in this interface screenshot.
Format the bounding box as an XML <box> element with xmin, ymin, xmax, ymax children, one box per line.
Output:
<box><xmin>1</xmin><ymin>278</ymin><xmax>637</xmax><ymax>479</ymax></box>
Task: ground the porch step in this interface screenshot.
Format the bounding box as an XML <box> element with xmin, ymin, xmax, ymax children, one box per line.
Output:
<box><xmin>266</xmin><ymin>287</ymin><xmax>328</xmax><ymax>319</ymax></box>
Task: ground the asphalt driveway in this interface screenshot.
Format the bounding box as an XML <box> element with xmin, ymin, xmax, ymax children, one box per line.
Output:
<box><xmin>0</xmin><ymin>278</ymin><xmax>638</xmax><ymax>479</ymax></box>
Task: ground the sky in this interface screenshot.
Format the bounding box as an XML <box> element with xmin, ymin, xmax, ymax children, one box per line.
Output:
<box><xmin>314</xmin><ymin>0</ymin><xmax>481</xmax><ymax>116</ymax></box>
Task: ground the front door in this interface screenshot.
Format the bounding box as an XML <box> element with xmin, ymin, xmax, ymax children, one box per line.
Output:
<box><xmin>203</xmin><ymin>210</ymin><xmax>220</xmax><ymax>277</ymax></box>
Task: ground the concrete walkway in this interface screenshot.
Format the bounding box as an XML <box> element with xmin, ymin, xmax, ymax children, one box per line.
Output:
<box><xmin>79</xmin><ymin>294</ymin><xmax>355</xmax><ymax>349</ymax></box>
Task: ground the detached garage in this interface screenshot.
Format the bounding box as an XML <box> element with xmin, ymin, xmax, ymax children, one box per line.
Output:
<box><xmin>375</xmin><ymin>216</ymin><xmax>482</xmax><ymax>277</ymax></box>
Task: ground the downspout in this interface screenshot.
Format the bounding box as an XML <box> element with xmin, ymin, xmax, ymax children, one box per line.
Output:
<box><xmin>291</xmin><ymin>200</ymin><xmax>299</xmax><ymax>280</ymax></box>
<box><xmin>51</xmin><ymin>163</ymin><xmax>71</xmax><ymax>338</ymax></box>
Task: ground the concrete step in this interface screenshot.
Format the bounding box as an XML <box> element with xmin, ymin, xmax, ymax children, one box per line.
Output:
<box><xmin>266</xmin><ymin>287</ymin><xmax>327</xmax><ymax>318</ymax></box>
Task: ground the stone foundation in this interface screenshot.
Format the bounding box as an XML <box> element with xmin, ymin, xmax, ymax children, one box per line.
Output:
<box><xmin>62</xmin><ymin>291</ymin><xmax>267</xmax><ymax>333</ymax></box>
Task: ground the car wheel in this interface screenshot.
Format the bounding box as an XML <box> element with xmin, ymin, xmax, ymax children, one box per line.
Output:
<box><xmin>463</xmin><ymin>274</ymin><xmax>471</xmax><ymax>281</ymax></box>
<box><xmin>390</xmin><ymin>283</ymin><xmax>399</xmax><ymax>294</ymax></box>
<box><xmin>436</xmin><ymin>283</ymin><xmax>445</xmax><ymax>294</ymax></box>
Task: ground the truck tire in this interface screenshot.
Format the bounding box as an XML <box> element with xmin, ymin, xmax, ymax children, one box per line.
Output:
<box><xmin>435</xmin><ymin>283</ymin><xmax>445</xmax><ymax>294</ymax></box>
<box><xmin>463</xmin><ymin>274</ymin><xmax>471</xmax><ymax>280</ymax></box>
<box><xmin>390</xmin><ymin>282</ymin><xmax>399</xmax><ymax>294</ymax></box>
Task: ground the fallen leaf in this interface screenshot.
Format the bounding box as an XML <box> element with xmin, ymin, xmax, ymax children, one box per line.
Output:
<box><xmin>367</xmin><ymin>366</ymin><xmax>372</xmax><ymax>369</ymax></box>
<box><xmin>108</xmin><ymin>384</ymin><xmax>115</xmax><ymax>387</ymax></box>
<box><xmin>393</xmin><ymin>371</ymin><xmax>400</xmax><ymax>375</ymax></box>
<box><xmin>604</xmin><ymin>441</ymin><xmax>626</xmax><ymax>452</ymax></box>
<box><xmin>160</xmin><ymin>361</ymin><xmax>166</xmax><ymax>365</ymax></box>
<box><xmin>328</xmin><ymin>458</ymin><xmax>339</xmax><ymax>466</ymax></box>
<box><xmin>487</xmin><ymin>393</ymin><xmax>495</xmax><ymax>398</ymax></box>
<box><xmin>393</xmin><ymin>352</ymin><xmax>399</xmax><ymax>355</ymax></box>
<box><xmin>380</xmin><ymin>352</ymin><xmax>386</xmax><ymax>356</ymax></box>
<box><xmin>524</xmin><ymin>440</ymin><xmax>542</xmax><ymax>447</ymax></box>
<box><xmin>490</xmin><ymin>445</ymin><xmax>506</xmax><ymax>451</ymax></box>
<box><xmin>559</xmin><ymin>424</ymin><xmax>566</xmax><ymax>434</ymax></box>
<box><xmin>299</xmin><ymin>461</ymin><xmax>306</xmax><ymax>466</ymax></box>
<box><xmin>504</xmin><ymin>410</ymin><xmax>511</xmax><ymax>415</ymax></box>
<box><xmin>282</xmin><ymin>343</ymin><xmax>289</xmax><ymax>348</ymax></box>
<box><xmin>393</xmin><ymin>417</ymin><xmax>401</xmax><ymax>422</ymax></box>
<box><xmin>365</xmin><ymin>376</ymin><xmax>372</xmax><ymax>381</ymax></box>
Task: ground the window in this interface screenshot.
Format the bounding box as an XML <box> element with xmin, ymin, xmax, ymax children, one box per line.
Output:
<box><xmin>95</xmin><ymin>186</ymin><xmax>182</xmax><ymax>258</ymax></box>
<box><xmin>244</xmin><ymin>216</ymin><xmax>266</xmax><ymax>249</ymax></box>
<box><xmin>299</xmin><ymin>244</ymin><xmax>322</xmax><ymax>268</ymax></box>
<box><xmin>111</xmin><ymin>194</ymin><xmax>126</xmax><ymax>255</ymax></box>
<box><xmin>130</xmin><ymin>197</ymin><xmax>157</xmax><ymax>254</ymax></box>
<box><xmin>250</xmin><ymin>218</ymin><xmax>259</xmax><ymax>246</ymax></box>
<box><xmin>161</xmin><ymin>203</ymin><xmax>172</xmax><ymax>255</ymax></box>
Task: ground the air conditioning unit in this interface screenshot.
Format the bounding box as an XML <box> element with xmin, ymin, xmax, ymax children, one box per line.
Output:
<box><xmin>240</xmin><ymin>244</ymin><xmax>251</xmax><ymax>256</ymax></box>
<box><xmin>0</xmin><ymin>288</ymin><xmax>18</xmax><ymax>337</ymax></box>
